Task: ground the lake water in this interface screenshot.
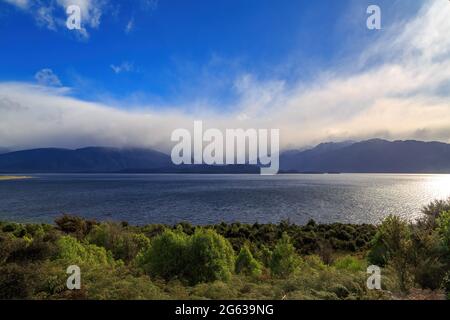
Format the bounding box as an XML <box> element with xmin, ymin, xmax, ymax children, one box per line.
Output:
<box><xmin>0</xmin><ymin>174</ymin><xmax>449</xmax><ymax>225</ymax></box>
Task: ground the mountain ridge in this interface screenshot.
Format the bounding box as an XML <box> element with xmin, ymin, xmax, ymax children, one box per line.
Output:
<box><xmin>280</xmin><ymin>139</ymin><xmax>450</xmax><ymax>173</ymax></box>
<box><xmin>1</xmin><ymin>139</ymin><xmax>450</xmax><ymax>173</ymax></box>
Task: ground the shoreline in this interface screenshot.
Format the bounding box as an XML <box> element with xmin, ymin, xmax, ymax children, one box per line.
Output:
<box><xmin>0</xmin><ymin>175</ymin><xmax>32</xmax><ymax>181</ymax></box>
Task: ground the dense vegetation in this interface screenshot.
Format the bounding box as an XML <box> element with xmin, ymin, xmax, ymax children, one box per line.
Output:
<box><xmin>0</xmin><ymin>198</ymin><xmax>449</xmax><ymax>300</ymax></box>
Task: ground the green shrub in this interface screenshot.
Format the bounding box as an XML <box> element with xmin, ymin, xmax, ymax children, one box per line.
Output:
<box><xmin>270</xmin><ymin>233</ymin><xmax>299</xmax><ymax>277</ymax></box>
<box><xmin>370</xmin><ymin>215</ymin><xmax>414</xmax><ymax>292</ymax></box>
<box><xmin>187</xmin><ymin>229</ymin><xmax>235</xmax><ymax>284</ymax></box>
<box><xmin>55</xmin><ymin>215</ymin><xmax>96</xmax><ymax>240</ymax></box>
<box><xmin>436</xmin><ymin>211</ymin><xmax>450</xmax><ymax>248</ymax></box>
<box><xmin>259</xmin><ymin>245</ymin><xmax>273</xmax><ymax>268</ymax></box>
<box><xmin>137</xmin><ymin>228</ymin><xmax>235</xmax><ymax>284</ymax></box>
<box><xmin>56</xmin><ymin>236</ymin><xmax>114</xmax><ymax>266</ymax></box>
<box><xmin>367</xmin><ymin>241</ymin><xmax>387</xmax><ymax>266</ymax></box>
<box><xmin>333</xmin><ymin>255</ymin><xmax>365</xmax><ymax>272</ymax></box>
<box><xmin>88</xmin><ymin>223</ymin><xmax>151</xmax><ymax>262</ymax></box>
<box><xmin>0</xmin><ymin>263</ymin><xmax>37</xmax><ymax>299</ymax></box>
<box><xmin>7</xmin><ymin>236</ymin><xmax>58</xmax><ymax>263</ymax></box>
<box><xmin>235</xmin><ymin>245</ymin><xmax>263</xmax><ymax>277</ymax></box>
<box><xmin>191</xmin><ymin>281</ymin><xmax>238</xmax><ymax>299</ymax></box>
<box><xmin>420</xmin><ymin>198</ymin><xmax>450</xmax><ymax>228</ymax></box>
<box><xmin>136</xmin><ymin>229</ymin><xmax>189</xmax><ymax>280</ymax></box>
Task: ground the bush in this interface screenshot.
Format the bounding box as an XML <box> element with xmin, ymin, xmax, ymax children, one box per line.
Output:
<box><xmin>88</xmin><ymin>223</ymin><xmax>151</xmax><ymax>262</ymax></box>
<box><xmin>235</xmin><ymin>245</ymin><xmax>263</xmax><ymax>277</ymax></box>
<box><xmin>56</xmin><ymin>236</ymin><xmax>114</xmax><ymax>266</ymax></box>
<box><xmin>138</xmin><ymin>228</ymin><xmax>235</xmax><ymax>284</ymax></box>
<box><xmin>420</xmin><ymin>198</ymin><xmax>450</xmax><ymax>228</ymax></box>
<box><xmin>136</xmin><ymin>229</ymin><xmax>189</xmax><ymax>280</ymax></box>
<box><xmin>259</xmin><ymin>245</ymin><xmax>273</xmax><ymax>268</ymax></box>
<box><xmin>187</xmin><ymin>229</ymin><xmax>235</xmax><ymax>284</ymax></box>
<box><xmin>436</xmin><ymin>211</ymin><xmax>450</xmax><ymax>248</ymax></box>
<box><xmin>270</xmin><ymin>233</ymin><xmax>300</xmax><ymax>277</ymax></box>
<box><xmin>369</xmin><ymin>215</ymin><xmax>414</xmax><ymax>292</ymax></box>
<box><xmin>0</xmin><ymin>263</ymin><xmax>37</xmax><ymax>299</ymax></box>
<box><xmin>6</xmin><ymin>236</ymin><xmax>58</xmax><ymax>263</ymax></box>
<box><xmin>333</xmin><ymin>255</ymin><xmax>365</xmax><ymax>272</ymax></box>
<box><xmin>0</xmin><ymin>232</ymin><xmax>16</xmax><ymax>264</ymax></box>
<box><xmin>55</xmin><ymin>215</ymin><xmax>96</xmax><ymax>240</ymax></box>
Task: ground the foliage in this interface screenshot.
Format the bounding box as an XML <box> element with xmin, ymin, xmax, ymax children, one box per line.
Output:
<box><xmin>55</xmin><ymin>215</ymin><xmax>96</xmax><ymax>240</ymax></box>
<box><xmin>369</xmin><ymin>215</ymin><xmax>414</xmax><ymax>291</ymax></box>
<box><xmin>0</xmin><ymin>200</ymin><xmax>449</xmax><ymax>300</ymax></box>
<box><xmin>136</xmin><ymin>228</ymin><xmax>189</xmax><ymax>281</ymax></box>
<box><xmin>235</xmin><ymin>245</ymin><xmax>263</xmax><ymax>277</ymax></box>
<box><xmin>56</xmin><ymin>236</ymin><xmax>115</xmax><ymax>267</ymax></box>
<box><xmin>270</xmin><ymin>233</ymin><xmax>300</xmax><ymax>277</ymax></box>
<box><xmin>187</xmin><ymin>228</ymin><xmax>235</xmax><ymax>284</ymax></box>
<box><xmin>333</xmin><ymin>255</ymin><xmax>365</xmax><ymax>272</ymax></box>
<box><xmin>87</xmin><ymin>222</ymin><xmax>150</xmax><ymax>262</ymax></box>
<box><xmin>137</xmin><ymin>228</ymin><xmax>235</xmax><ymax>284</ymax></box>
<box><xmin>0</xmin><ymin>263</ymin><xmax>38</xmax><ymax>299</ymax></box>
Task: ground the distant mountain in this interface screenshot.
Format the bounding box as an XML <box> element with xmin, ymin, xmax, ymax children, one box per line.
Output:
<box><xmin>280</xmin><ymin>139</ymin><xmax>450</xmax><ymax>173</ymax></box>
<box><xmin>1</xmin><ymin>139</ymin><xmax>450</xmax><ymax>173</ymax></box>
<box><xmin>0</xmin><ymin>147</ymin><xmax>261</xmax><ymax>173</ymax></box>
<box><xmin>0</xmin><ymin>148</ymin><xmax>10</xmax><ymax>155</ymax></box>
<box><xmin>281</xmin><ymin>141</ymin><xmax>354</xmax><ymax>170</ymax></box>
<box><xmin>0</xmin><ymin>147</ymin><xmax>171</xmax><ymax>173</ymax></box>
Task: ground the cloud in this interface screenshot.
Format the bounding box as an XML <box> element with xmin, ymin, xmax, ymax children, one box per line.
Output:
<box><xmin>2</xmin><ymin>0</ymin><xmax>108</xmax><ymax>38</ymax></box>
<box><xmin>56</xmin><ymin>0</ymin><xmax>105</xmax><ymax>29</ymax></box>
<box><xmin>34</xmin><ymin>69</ymin><xmax>62</xmax><ymax>87</ymax></box>
<box><xmin>35</xmin><ymin>5</ymin><xmax>56</xmax><ymax>30</ymax></box>
<box><xmin>2</xmin><ymin>0</ymin><xmax>159</xmax><ymax>39</ymax></box>
<box><xmin>2</xmin><ymin>0</ymin><xmax>29</xmax><ymax>9</ymax></box>
<box><xmin>125</xmin><ymin>17</ymin><xmax>134</xmax><ymax>34</ymax></box>
<box><xmin>0</xmin><ymin>0</ymin><xmax>450</xmax><ymax>152</ymax></box>
<box><xmin>110</xmin><ymin>62</ymin><xmax>134</xmax><ymax>74</ymax></box>
<box><xmin>140</xmin><ymin>0</ymin><xmax>157</xmax><ymax>11</ymax></box>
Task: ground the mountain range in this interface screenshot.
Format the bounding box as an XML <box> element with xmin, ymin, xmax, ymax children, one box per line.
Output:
<box><xmin>0</xmin><ymin>139</ymin><xmax>449</xmax><ymax>173</ymax></box>
<box><xmin>281</xmin><ymin>139</ymin><xmax>450</xmax><ymax>173</ymax></box>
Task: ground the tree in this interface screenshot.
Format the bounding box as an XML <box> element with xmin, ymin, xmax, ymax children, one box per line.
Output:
<box><xmin>56</xmin><ymin>236</ymin><xmax>114</xmax><ymax>266</ymax></box>
<box><xmin>235</xmin><ymin>245</ymin><xmax>262</xmax><ymax>277</ymax></box>
<box><xmin>187</xmin><ymin>229</ymin><xmax>235</xmax><ymax>284</ymax></box>
<box><xmin>369</xmin><ymin>215</ymin><xmax>414</xmax><ymax>292</ymax></box>
<box><xmin>136</xmin><ymin>229</ymin><xmax>189</xmax><ymax>280</ymax></box>
<box><xmin>87</xmin><ymin>223</ymin><xmax>150</xmax><ymax>262</ymax></box>
<box><xmin>270</xmin><ymin>233</ymin><xmax>299</xmax><ymax>277</ymax></box>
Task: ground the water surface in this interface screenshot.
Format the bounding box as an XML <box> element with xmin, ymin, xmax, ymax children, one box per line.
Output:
<box><xmin>0</xmin><ymin>174</ymin><xmax>449</xmax><ymax>225</ymax></box>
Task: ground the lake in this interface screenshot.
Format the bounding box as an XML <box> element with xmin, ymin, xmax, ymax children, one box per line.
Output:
<box><xmin>0</xmin><ymin>173</ymin><xmax>449</xmax><ymax>225</ymax></box>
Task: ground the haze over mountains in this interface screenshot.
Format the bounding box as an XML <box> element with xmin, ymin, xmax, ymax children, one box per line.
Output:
<box><xmin>0</xmin><ymin>139</ymin><xmax>450</xmax><ymax>173</ymax></box>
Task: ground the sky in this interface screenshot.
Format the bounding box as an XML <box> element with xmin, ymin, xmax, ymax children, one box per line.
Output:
<box><xmin>0</xmin><ymin>0</ymin><xmax>449</xmax><ymax>152</ymax></box>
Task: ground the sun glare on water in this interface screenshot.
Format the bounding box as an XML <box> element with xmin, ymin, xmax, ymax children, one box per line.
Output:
<box><xmin>426</xmin><ymin>174</ymin><xmax>450</xmax><ymax>200</ymax></box>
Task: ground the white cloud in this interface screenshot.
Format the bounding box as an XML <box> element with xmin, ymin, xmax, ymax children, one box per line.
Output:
<box><xmin>1</xmin><ymin>0</ymin><xmax>450</xmax><ymax>151</ymax></box>
<box><xmin>2</xmin><ymin>0</ymin><xmax>29</xmax><ymax>9</ymax></box>
<box><xmin>125</xmin><ymin>17</ymin><xmax>134</xmax><ymax>34</ymax></box>
<box><xmin>2</xmin><ymin>0</ymin><xmax>108</xmax><ymax>38</ymax></box>
<box><xmin>141</xmin><ymin>0</ymin><xmax>157</xmax><ymax>11</ymax></box>
<box><xmin>34</xmin><ymin>69</ymin><xmax>62</xmax><ymax>87</ymax></box>
<box><xmin>56</xmin><ymin>0</ymin><xmax>105</xmax><ymax>29</ymax></box>
<box><xmin>35</xmin><ymin>5</ymin><xmax>56</xmax><ymax>30</ymax></box>
<box><xmin>110</xmin><ymin>62</ymin><xmax>134</xmax><ymax>74</ymax></box>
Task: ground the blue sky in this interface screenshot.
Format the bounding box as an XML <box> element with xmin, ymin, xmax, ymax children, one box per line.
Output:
<box><xmin>0</xmin><ymin>0</ymin><xmax>422</xmax><ymax>105</ymax></box>
<box><xmin>0</xmin><ymin>0</ymin><xmax>449</xmax><ymax>151</ymax></box>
